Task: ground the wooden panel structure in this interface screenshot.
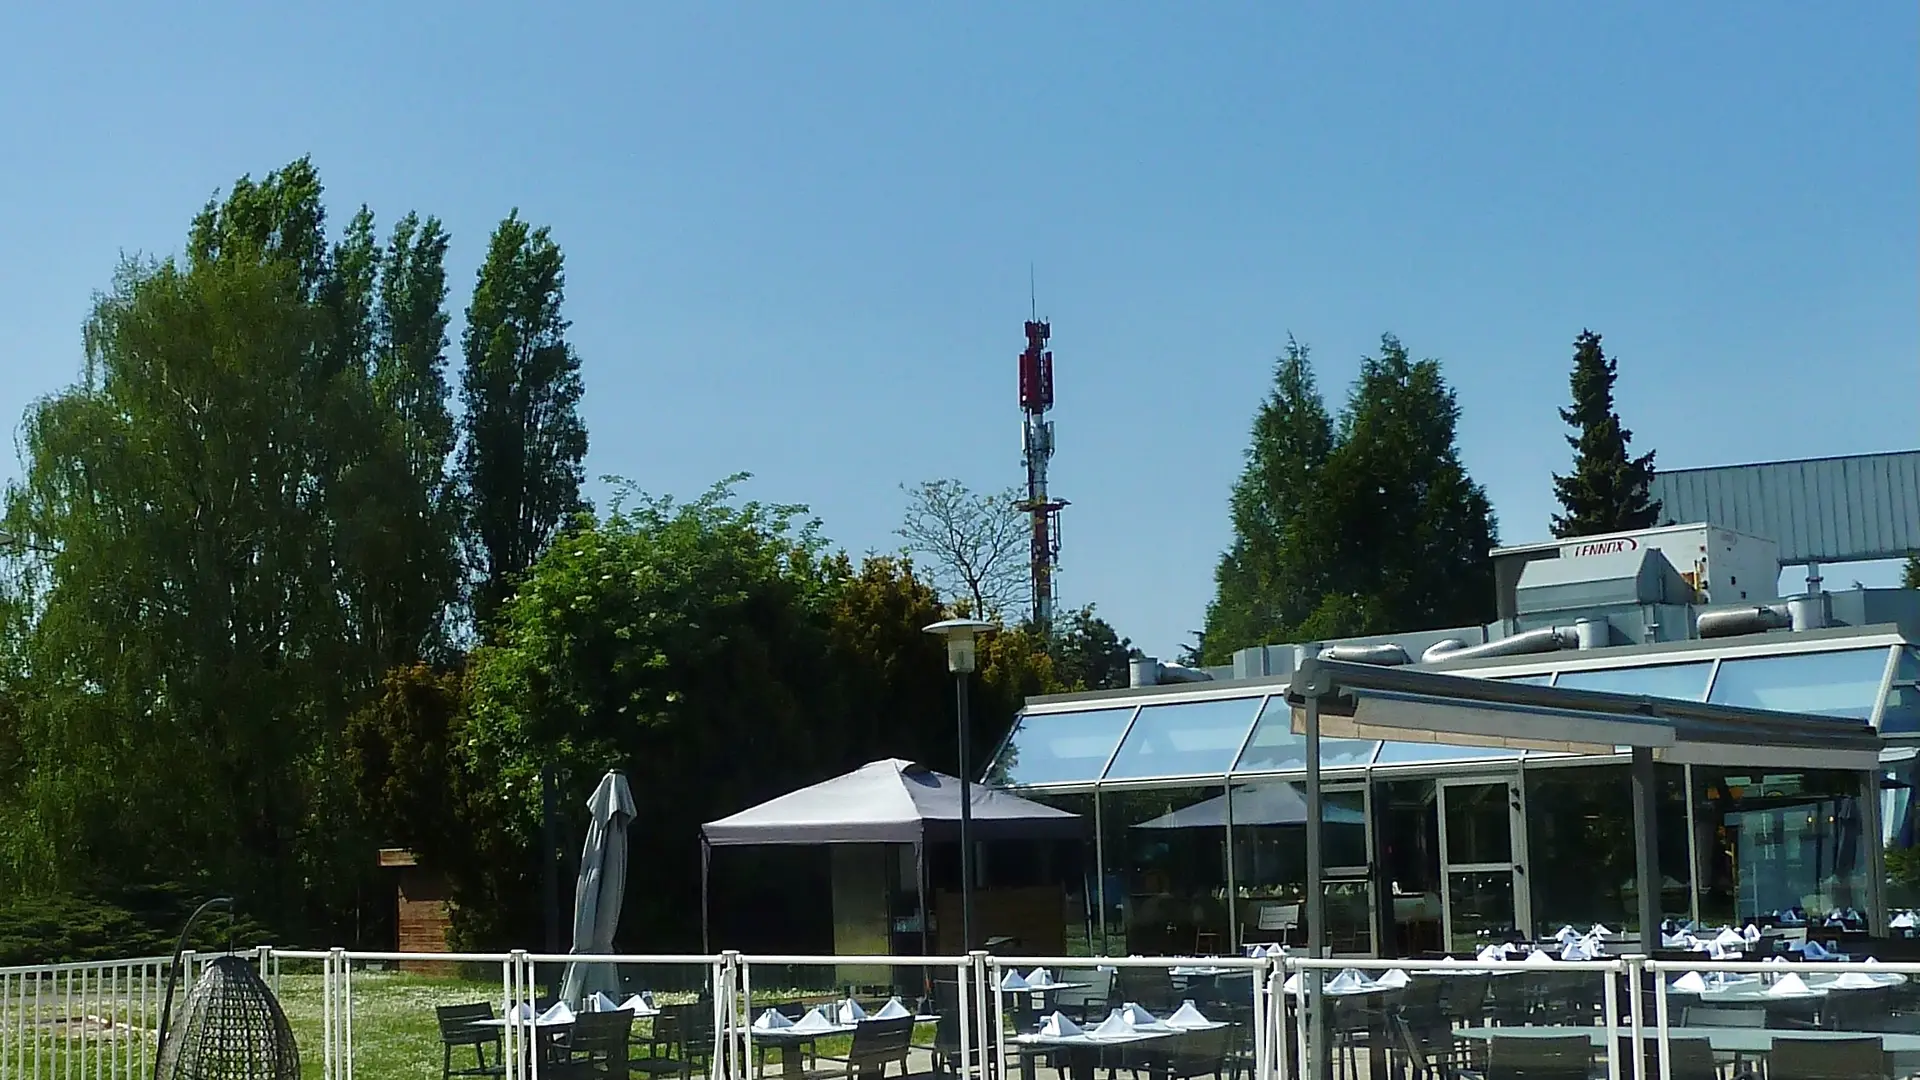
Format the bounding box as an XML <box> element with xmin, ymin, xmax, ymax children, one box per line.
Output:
<box><xmin>380</xmin><ymin>849</ymin><xmax>456</xmax><ymax>975</ymax></box>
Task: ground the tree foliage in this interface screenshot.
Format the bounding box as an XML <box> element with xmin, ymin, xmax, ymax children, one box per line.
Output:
<box><xmin>1050</xmin><ymin>605</ymin><xmax>1140</xmax><ymax>691</ymax></box>
<box><xmin>460</xmin><ymin>212</ymin><xmax>589</xmax><ymax>631</ymax></box>
<box><xmin>1203</xmin><ymin>334</ymin><xmax>1497</xmax><ymax>659</ymax></box>
<box><xmin>455</xmin><ymin>478</ymin><xmax>1056</xmax><ymax>949</ymax></box>
<box><xmin>0</xmin><ymin>159</ymin><xmax>462</xmax><ymax>937</ymax></box>
<box><xmin>1550</xmin><ymin>330</ymin><xmax>1661</xmax><ymax>538</ymax></box>
<box><xmin>898</xmin><ymin>479</ymin><xmax>1031</xmax><ymax>620</ymax></box>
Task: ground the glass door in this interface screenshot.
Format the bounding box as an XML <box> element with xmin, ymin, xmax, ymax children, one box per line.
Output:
<box><xmin>1323</xmin><ymin>784</ymin><xmax>1375</xmax><ymax>955</ymax></box>
<box><xmin>1438</xmin><ymin>776</ymin><xmax>1529</xmax><ymax>953</ymax></box>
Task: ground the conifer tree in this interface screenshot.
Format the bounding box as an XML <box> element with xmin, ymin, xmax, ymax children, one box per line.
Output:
<box><xmin>1550</xmin><ymin>330</ymin><xmax>1661</xmax><ymax>538</ymax></box>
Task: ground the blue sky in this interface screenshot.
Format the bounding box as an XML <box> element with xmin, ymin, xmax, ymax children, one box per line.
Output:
<box><xmin>2</xmin><ymin>3</ymin><xmax>1914</xmax><ymax>658</ymax></box>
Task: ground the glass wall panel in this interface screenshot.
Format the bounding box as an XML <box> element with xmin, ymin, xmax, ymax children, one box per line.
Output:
<box><xmin>1693</xmin><ymin>768</ymin><xmax>1870</xmax><ymax>925</ymax></box>
<box><xmin>1525</xmin><ymin>764</ymin><xmax>1691</xmax><ymax>933</ymax></box>
<box><xmin>1554</xmin><ymin>661</ymin><xmax>1714</xmax><ymax>701</ymax></box>
<box><xmin>1707</xmin><ymin>648</ymin><xmax>1890</xmax><ymax>719</ymax></box>
<box><xmin>1233</xmin><ymin>696</ymin><xmax>1379</xmax><ymax>772</ymax></box>
<box><xmin>1101</xmin><ymin>786</ymin><xmax>1230</xmax><ymax>955</ymax></box>
<box><xmin>1377</xmin><ymin>779</ymin><xmax>1443</xmax><ymax>956</ymax></box>
<box><xmin>988</xmin><ymin>706</ymin><xmax>1135</xmax><ymax>787</ymax></box>
<box><xmin>1879</xmin><ymin>648</ymin><xmax>1920</xmax><ymax>734</ymax></box>
<box><xmin>1105</xmin><ymin>697</ymin><xmax>1262</xmax><ymax>780</ymax></box>
<box><xmin>1227</xmin><ymin>780</ymin><xmax>1371</xmax><ymax>952</ymax></box>
<box><xmin>1374</xmin><ymin>742</ymin><xmax>1522</xmax><ymax>766</ymax></box>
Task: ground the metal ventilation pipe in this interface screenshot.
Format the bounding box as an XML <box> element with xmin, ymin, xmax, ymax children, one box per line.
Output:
<box><xmin>1318</xmin><ymin>643</ymin><xmax>1411</xmax><ymax>666</ymax></box>
<box><xmin>1574</xmin><ymin>617</ymin><xmax>1608</xmax><ymax>650</ymax></box>
<box><xmin>1129</xmin><ymin>657</ymin><xmax>1216</xmax><ymax>687</ymax></box>
<box><xmin>1787</xmin><ymin>592</ymin><xmax>1829</xmax><ymax>632</ymax></box>
<box><xmin>1421</xmin><ymin>625</ymin><xmax>1579</xmax><ymax>664</ymax></box>
<box><xmin>1697</xmin><ymin>605</ymin><xmax>1791</xmax><ymax>639</ymax></box>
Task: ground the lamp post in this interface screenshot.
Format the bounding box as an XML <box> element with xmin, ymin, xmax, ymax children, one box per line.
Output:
<box><xmin>923</xmin><ymin>617</ymin><xmax>994</xmax><ymax>953</ymax></box>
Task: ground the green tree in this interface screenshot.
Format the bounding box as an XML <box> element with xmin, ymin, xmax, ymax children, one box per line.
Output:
<box><xmin>1050</xmin><ymin>605</ymin><xmax>1139</xmax><ymax>691</ymax></box>
<box><xmin>1202</xmin><ymin>334</ymin><xmax>1497</xmax><ymax>658</ymax></box>
<box><xmin>1202</xmin><ymin>338</ymin><xmax>1334</xmax><ymax>661</ymax></box>
<box><xmin>1550</xmin><ymin>330</ymin><xmax>1661</xmax><ymax>538</ymax></box>
<box><xmin>1904</xmin><ymin>555</ymin><xmax>1919</xmax><ymax>590</ymax></box>
<box><xmin>459</xmin><ymin>212</ymin><xmax>589</xmax><ymax>631</ymax></box>
<box><xmin>1304</xmin><ymin>334</ymin><xmax>1498</xmax><ymax>637</ymax></box>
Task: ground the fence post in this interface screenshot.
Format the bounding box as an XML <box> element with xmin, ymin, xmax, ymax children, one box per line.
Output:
<box><xmin>1624</xmin><ymin>954</ymin><xmax>1647</xmax><ymax>1080</ymax></box>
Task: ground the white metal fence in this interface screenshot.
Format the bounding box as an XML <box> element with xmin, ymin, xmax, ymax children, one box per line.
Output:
<box><xmin>12</xmin><ymin>948</ymin><xmax>1920</xmax><ymax>1079</ymax></box>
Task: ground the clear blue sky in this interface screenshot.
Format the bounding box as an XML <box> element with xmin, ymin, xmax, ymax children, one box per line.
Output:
<box><xmin>2</xmin><ymin>3</ymin><xmax>1914</xmax><ymax>658</ymax></box>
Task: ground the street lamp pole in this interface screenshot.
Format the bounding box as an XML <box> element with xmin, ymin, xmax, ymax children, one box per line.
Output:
<box><xmin>924</xmin><ymin>618</ymin><xmax>994</xmax><ymax>953</ymax></box>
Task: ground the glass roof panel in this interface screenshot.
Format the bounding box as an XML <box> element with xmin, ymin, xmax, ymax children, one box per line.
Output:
<box><xmin>1373</xmin><ymin>741</ymin><xmax>1523</xmax><ymax>766</ymax></box>
<box><xmin>1232</xmin><ymin>696</ymin><xmax>1380</xmax><ymax>773</ymax></box>
<box><xmin>1706</xmin><ymin>647</ymin><xmax>1891</xmax><ymax>720</ymax></box>
<box><xmin>987</xmin><ymin>706</ymin><xmax>1136</xmax><ymax>787</ymax></box>
<box><xmin>1497</xmin><ymin>674</ymin><xmax>1554</xmax><ymax>686</ymax></box>
<box><xmin>1553</xmin><ymin>661</ymin><xmax>1714</xmax><ymax>701</ymax></box>
<box><xmin>1104</xmin><ymin>696</ymin><xmax>1264</xmax><ymax>780</ymax></box>
<box><xmin>1878</xmin><ymin>648</ymin><xmax>1920</xmax><ymax>734</ymax></box>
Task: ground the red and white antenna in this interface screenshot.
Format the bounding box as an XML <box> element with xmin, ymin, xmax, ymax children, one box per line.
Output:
<box><xmin>1016</xmin><ymin>298</ymin><xmax>1067</xmax><ymax>632</ymax></box>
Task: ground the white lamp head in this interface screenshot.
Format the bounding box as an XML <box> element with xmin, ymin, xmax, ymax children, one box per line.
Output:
<box><xmin>922</xmin><ymin>618</ymin><xmax>996</xmax><ymax>674</ymax></box>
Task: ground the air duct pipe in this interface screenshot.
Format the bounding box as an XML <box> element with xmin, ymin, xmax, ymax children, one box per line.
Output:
<box><xmin>1128</xmin><ymin>657</ymin><xmax>1216</xmax><ymax>688</ymax></box>
<box><xmin>1697</xmin><ymin>605</ymin><xmax>1792</xmax><ymax>639</ymax></box>
<box><xmin>1786</xmin><ymin>592</ymin><xmax>1829</xmax><ymax>632</ymax></box>
<box><xmin>1421</xmin><ymin>625</ymin><xmax>1580</xmax><ymax>664</ymax></box>
<box><xmin>1318</xmin><ymin>643</ymin><xmax>1411</xmax><ymax>666</ymax></box>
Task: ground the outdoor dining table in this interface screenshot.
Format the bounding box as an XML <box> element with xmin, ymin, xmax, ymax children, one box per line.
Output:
<box><xmin>748</xmin><ymin>1013</ymin><xmax>938</xmax><ymax>1080</ymax></box>
<box><xmin>1015</xmin><ymin>1021</ymin><xmax>1230</xmax><ymax>1080</ymax></box>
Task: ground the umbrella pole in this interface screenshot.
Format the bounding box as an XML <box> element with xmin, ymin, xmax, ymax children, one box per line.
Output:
<box><xmin>916</xmin><ymin>839</ymin><xmax>930</xmax><ymax>999</ymax></box>
<box><xmin>701</xmin><ymin>838</ymin><xmax>712</xmax><ymax>955</ymax></box>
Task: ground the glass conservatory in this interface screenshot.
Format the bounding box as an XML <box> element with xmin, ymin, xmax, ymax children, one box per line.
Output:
<box><xmin>985</xmin><ymin>632</ymin><xmax>1913</xmax><ymax>957</ymax></box>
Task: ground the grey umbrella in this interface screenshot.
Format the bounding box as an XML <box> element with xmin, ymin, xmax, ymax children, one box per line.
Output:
<box><xmin>559</xmin><ymin>769</ymin><xmax>636</xmax><ymax>1004</ymax></box>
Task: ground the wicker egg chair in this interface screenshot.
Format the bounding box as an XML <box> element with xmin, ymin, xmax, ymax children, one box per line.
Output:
<box><xmin>154</xmin><ymin>899</ymin><xmax>300</xmax><ymax>1080</ymax></box>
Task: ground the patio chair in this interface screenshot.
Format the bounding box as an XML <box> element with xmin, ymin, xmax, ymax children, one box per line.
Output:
<box><xmin>552</xmin><ymin>1009</ymin><xmax>635</xmax><ymax>1080</ymax></box>
<box><xmin>1766</xmin><ymin>1035</ymin><xmax>1889</xmax><ymax>1080</ymax></box>
<box><xmin>815</xmin><ymin>1016</ymin><xmax>915</xmax><ymax>1080</ymax></box>
<box><xmin>632</xmin><ymin>1003</ymin><xmax>714</xmax><ymax>1080</ymax></box>
<box><xmin>1116</xmin><ymin>968</ymin><xmax>1178</xmax><ymax>1013</ymax></box>
<box><xmin>1614</xmin><ymin>1036</ymin><xmax>1718</xmax><ymax>1080</ymax></box>
<box><xmin>1141</xmin><ymin>1024</ymin><xmax>1232</xmax><ymax>1080</ymax></box>
<box><xmin>436</xmin><ymin>1003</ymin><xmax>506</xmax><ymax>1080</ymax></box>
<box><xmin>1051</xmin><ymin>969</ymin><xmax>1113</xmax><ymax>1022</ymax></box>
<box><xmin>1484</xmin><ymin>1034</ymin><xmax>1591</xmax><ymax>1080</ymax></box>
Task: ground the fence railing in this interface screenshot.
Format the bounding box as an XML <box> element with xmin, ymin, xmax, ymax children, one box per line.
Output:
<box><xmin>14</xmin><ymin>947</ymin><xmax>1920</xmax><ymax>1079</ymax></box>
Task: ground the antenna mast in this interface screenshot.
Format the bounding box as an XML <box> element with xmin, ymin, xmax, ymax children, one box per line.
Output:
<box><xmin>1016</xmin><ymin>313</ymin><xmax>1067</xmax><ymax>632</ymax></box>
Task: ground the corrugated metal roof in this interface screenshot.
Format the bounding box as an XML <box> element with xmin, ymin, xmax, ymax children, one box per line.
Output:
<box><xmin>1650</xmin><ymin>450</ymin><xmax>1920</xmax><ymax>564</ymax></box>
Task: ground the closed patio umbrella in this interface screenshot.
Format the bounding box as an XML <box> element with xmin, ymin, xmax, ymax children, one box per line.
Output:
<box><xmin>560</xmin><ymin>769</ymin><xmax>636</xmax><ymax>1004</ymax></box>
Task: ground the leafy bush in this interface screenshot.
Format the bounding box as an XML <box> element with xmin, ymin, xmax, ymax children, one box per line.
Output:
<box><xmin>0</xmin><ymin>886</ymin><xmax>274</xmax><ymax>966</ymax></box>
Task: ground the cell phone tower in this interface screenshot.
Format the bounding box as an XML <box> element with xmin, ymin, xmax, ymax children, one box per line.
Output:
<box><xmin>1017</xmin><ymin>314</ymin><xmax>1067</xmax><ymax>633</ymax></box>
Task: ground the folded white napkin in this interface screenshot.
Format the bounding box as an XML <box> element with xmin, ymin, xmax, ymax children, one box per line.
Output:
<box><xmin>1714</xmin><ymin>928</ymin><xmax>1745</xmax><ymax>947</ymax></box>
<box><xmin>1706</xmin><ymin>943</ymin><xmax>1734</xmax><ymax>960</ymax></box>
<box><xmin>1892</xmin><ymin>913</ymin><xmax>1916</xmax><ymax>929</ymax></box>
<box><xmin>753</xmin><ymin>1009</ymin><xmax>795</xmax><ymax>1031</ymax></box>
<box><xmin>1165</xmin><ymin>1001</ymin><xmax>1211</xmax><ymax>1028</ymax></box>
<box><xmin>836</xmin><ymin>999</ymin><xmax>867</xmax><ymax>1024</ymax></box>
<box><xmin>1867</xmin><ymin>956</ymin><xmax>1883</xmax><ymax>965</ymax></box>
<box><xmin>1801</xmin><ymin>941</ymin><xmax>1831</xmax><ymax>960</ymax></box>
<box><xmin>507</xmin><ymin>1002</ymin><xmax>535</xmax><ymax>1021</ymax></box>
<box><xmin>1373</xmin><ymin>968</ymin><xmax>1411</xmax><ymax>989</ymax></box>
<box><xmin>1671</xmin><ymin>971</ymin><xmax>1707</xmax><ymax>993</ymax></box>
<box><xmin>1026</xmin><ymin>968</ymin><xmax>1054</xmax><ymax>987</ymax></box>
<box><xmin>1325</xmin><ymin>969</ymin><xmax>1372</xmax><ymax>993</ymax></box>
<box><xmin>1591</xmin><ymin>924</ymin><xmax>1614</xmax><ymax>938</ymax></box>
<box><xmin>1767</xmin><ymin>973</ymin><xmax>1814</xmax><ymax>997</ymax></box>
<box><xmin>1829</xmin><ymin>972</ymin><xmax>1881</xmax><ymax>990</ymax></box>
<box><xmin>1118</xmin><ymin>1002</ymin><xmax>1161</xmax><ymax>1027</ymax></box>
<box><xmin>999</xmin><ymin>970</ymin><xmax>1030</xmax><ymax>991</ymax></box>
<box><xmin>1475</xmin><ymin>946</ymin><xmax>1505</xmax><ymax>963</ymax></box>
<box><xmin>1560</xmin><ymin>940</ymin><xmax>1592</xmax><ymax>961</ymax></box>
<box><xmin>791</xmin><ymin>1008</ymin><xmax>838</xmax><ymax>1034</ymax></box>
<box><xmin>1265</xmin><ymin>943</ymin><xmax>1286</xmax><ymax>958</ymax></box>
<box><xmin>1038</xmin><ymin>1012</ymin><xmax>1082</xmax><ymax>1037</ymax></box>
<box><xmin>538</xmin><ymin>1002</ymin><xmax>576</xmax><ymax>1025</ymax></box>
<box><xmin>1661</xmin><ymin>932</ymin><xmax>1695</xmax><ymax>948</ymax></box>
<box><xmin>1555</xmin><ymin>925</ymin><xmax>1579</xmax><ymax>944</ymax></box>
<box><xmin>873</xmin><ymin>997</ymin><xmax>910</xmax><ymax>1020</ymax></box>
<box><xmin>1089</xmin><ymin>1010</ymin><xmax>1134</xmax><ymax>1040</ymax></box>
<box><xmin>1523</xmin><ymin>949</ymin><xmax>1556</xmax><ymax>966</ymax></box>
<box><xmin>620</xmin><ymin>994</ymin><xmax>655</xmax><ymax>1014</ymax></box>
<box><xmin>1744</xmin><ymin>923</ymin><xmax>1762</xmax><ymax>943</ymax></box>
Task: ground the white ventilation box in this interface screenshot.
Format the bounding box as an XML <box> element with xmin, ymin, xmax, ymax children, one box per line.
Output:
<box><xmin>1493</xmin><ymin>523</ymin><xmax>1780</xmax><ymax>620</ymax></box>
